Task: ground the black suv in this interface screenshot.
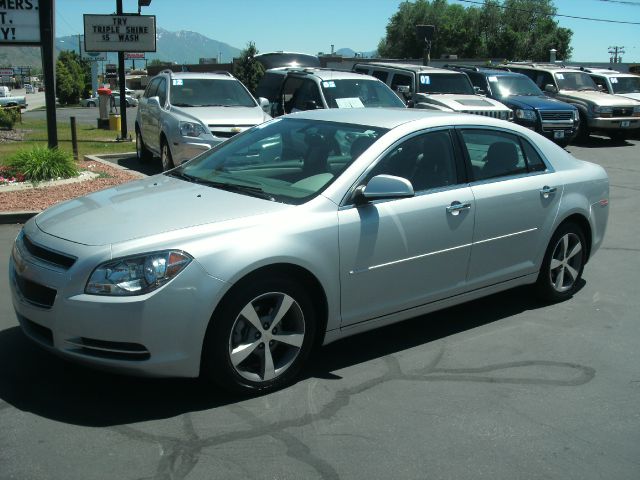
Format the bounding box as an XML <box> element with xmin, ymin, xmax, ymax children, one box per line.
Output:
<box><xmin>255</xmin><ymin>67</ymin><xmax>405</xmax><ymax>117</ymax></box>
<box><xmin>448</xmin><ymin>65</ymin><xmax>579</xmax><ymax>146</ymax></box>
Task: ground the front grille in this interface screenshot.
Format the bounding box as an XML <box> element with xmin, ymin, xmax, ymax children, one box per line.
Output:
<box><xmin>210</xmin><ymin>130</ymin><xmax>239</xmax><ymax>139</ymax></box>
<box><xmin>540</xmin><ymin>111</ymin><xmax>573</xmax><ymax>121</ymax></box>
<box><xmin>20</xmin><ymin>316</ymin><xmax>54</xmax><ymax>346</ymax></box>
<box><xmin>65</xmin><ymin>337</ymin><xmax>150</xmax><ymax>361</ymax></box>
<box><xmin>14</xmin><ymin>273</ymin><xmax>56</xmax><ymax>308</ymax></box>
<box><xmin>22</xmin><ymin>235</ymin><xmax>76</xmax><ymax>270</ymax></box>
<box><xmin>462</xmin><ymin>110</ymin><xmax>507</xmax><ymax>119</ymax></box>
<box><xmin>612</xmin><ymin>107</ymin><xmax>633</xmax><ymax>117</ymax></box>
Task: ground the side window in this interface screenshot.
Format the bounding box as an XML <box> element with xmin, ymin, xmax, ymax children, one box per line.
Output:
<box><xmin>534</xmin><ymin>72</ymin><xmax>554</xmax><ymax>90</ymax></box>
<box><xmin>354</xmin><ymin>68</ymin><xmax>369</xmax><ymax>75</ymax></box>
<box><xmin>368</xmin><ymin>130</ymin><xmax>458</xmax><ymax>192</ymax></box>
<box><xmin>144</xmin><ymin>78</ymin><xmax>160</xmax><ymax>99</ymax></box>
<box><xmin>282</xmin><ymin>77</ymin><xmax>304</xmax><ymax>114</ymax></box>
<box><xmin>291</xmin><ymin>79</ymin><xmax>323</xmax><ymax>112</ymax></box>
<box><xmin>390</xmin><ymin>73</ymin><xmax>412</xmax><ymax>91</ymax></box>
<box><xmin>591</xmin><ymin>76</ymin><xmax>608</xmax><ymax>92</ymax></box>
<box><xmin>156</xmin><ymin>78</ymin><xmax>167</xmax><ymax>107</ymax></box>
<box><xmin>521</xmin><ymin>139</ymin><xmax>547</xmax><ymax>172</ymax></box>
<box><xmin>460</xmin><ymin>129</ymin><xmax>527</xmax><ymax>181</ymax></box>
<box><xmin>467</xmin><ymin>72</ymin><xmax>488</xmax><ymax>92</ymax></box>
<box><xmin>372</xmin><ymin>70</ymin><xmax>389</xmax><ymax>82</ymax></box>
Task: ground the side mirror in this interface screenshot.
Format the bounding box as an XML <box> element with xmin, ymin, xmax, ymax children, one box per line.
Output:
<box><xmin>396</xmin><ymin>85</ymin><xmax>411</xmax><ymax>95</ymax></box>
<box><xmin>544</xmin><ymin>84</ymin><xmax>558</xmax><ymax>94</ymax></box>
<box><xmin>353</xmin><ymin>175</ymin><xmax>415</xmax><ymax>205</ymax></box>
<box><xmin>406</xmin><ymin>99</ymin><xmax>415</xmax><ymax>108</ymax></box>
<box><xmin>148</xmin><ymin>96</ymin><xmax>161</xmax><ymax>108</ymax></box>
<box><xmin>596</xmin><ymin>84</ymin><xmax>605</xmax><ymax>92</ymax></box>
<box><xmin>258</xmin><ymin>97</ymin><xmax>270</xmax><ymax>113</ymax></box>
<box><xmin>304</xmin><ymin>100</ymin><xmax>318</xmax><ymax>111</ymax></box>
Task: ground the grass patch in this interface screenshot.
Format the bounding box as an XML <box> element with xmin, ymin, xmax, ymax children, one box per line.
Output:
<box><xmin>0</xmin><ymin>118</ymin><xmax>135</xmax><ymax>163</ymax></box>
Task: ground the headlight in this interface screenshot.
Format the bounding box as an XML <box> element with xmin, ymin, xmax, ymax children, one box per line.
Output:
<box><xmin>573</xmin><ymin>109</ymin><xmax>580</xmax><ymax>121</ymax></box>
<box><xmin>633</xmin><ymin>105</ymin><xmax>640</xmax><ymax>113</ymax></box>
<box><xmin>179</xmin><ymin>121</ymin><xmax>206</xmax><ymax>137</ymax></box>
<box><xmin>85</xmin><ymin>250</ymin><xmax>192</xmax><ymax>296</ymax></box>
<box><xmin>593</xmin><ymin>106</ymin><xmax>613</xmax><ymax>114</ymax></box>
<box><xmin>515</xmin><ymin>109</ymin><xmax>536</xmax><ymax>121</ymax></box>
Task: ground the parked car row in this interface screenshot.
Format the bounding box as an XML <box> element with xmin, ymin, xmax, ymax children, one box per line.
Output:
<box><xmin>80</xmin><ymin>93</ymin><xmax>139</xmax><ymax>108</ymax></box>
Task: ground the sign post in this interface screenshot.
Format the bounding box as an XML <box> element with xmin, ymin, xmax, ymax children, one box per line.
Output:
<box><xmin>1</xmin><ymin>0</ymin><xmax>57</xmax><ymax>148</ymax></box>
<box><xmin>415</xmin><ymin>25</ymin><xmax>435</xmax><ymax>67</ymax></box>
<box><xmin>84</xmin><ymin>9</ymin><xmax>156</xmax><ymax>141</ymax></box>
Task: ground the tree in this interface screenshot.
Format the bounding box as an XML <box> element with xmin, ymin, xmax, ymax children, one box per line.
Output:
<box><xmin>378</xmin><ymin>0</ymin><xmax>572</xmax><ymax>61</ymax></box>
<box><xmin>233</xmin><ymin>42</ymin><xmax>264</xmax><ymax>96</ymax></box>
<box><xmin>55</xmin><ymin>50</ymin><xmax>86</xmax><ymax>105</ymax></box>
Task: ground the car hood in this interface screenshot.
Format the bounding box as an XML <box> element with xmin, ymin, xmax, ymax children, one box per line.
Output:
<box><xmin>34</xmin><ymin>175</ymin><xmax>290</xmax><ymax>246</ymax></box>
<box><xmin>559</xmin><ymin>90</ymin><xmax>638</xmax><ymax>106</ymax></box>
<box><xmin>614</xmin><ymin>92</ymin><xmax>640</xmax><ymax>102</ymax></box>
<box><xmin>501</xmin><ymin>95</ymin><xmax>575</xmax><ymax>111</ymax></box>
<box><xmin>169</xmin><ymin>105</ymin><xmax>265</xmax><ymax>126</ymax></box>
<box><xmin>415</xmin><ymin>93</ymin><xmax>510</xmax><ymax>111</ymax></box>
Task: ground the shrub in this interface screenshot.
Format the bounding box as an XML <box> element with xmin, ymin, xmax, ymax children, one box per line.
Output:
<box><xmin>0</xmin><ymin>107</ymin><xmax>20</xmax><ymax>129</ymax></box>
<box><xmin>8</xmin><ymin>146</ymin><xmax>79</xmax><ymax>182</ymax></box>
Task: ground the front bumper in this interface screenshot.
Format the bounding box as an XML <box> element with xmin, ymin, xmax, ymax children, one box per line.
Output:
<box><xmin>9</xmin><ymin>227</ymin><xmax>227</xmax><ymax>378</ymax></box>
<box><xmin>589</xmin><ymin>117</ymin><xmax>640</xmax><ymax>131</ymax></box>
<box><xmin>171</xmin><ymin>138</ymin><xmax>223</xmax><ymax>166</ymax></box>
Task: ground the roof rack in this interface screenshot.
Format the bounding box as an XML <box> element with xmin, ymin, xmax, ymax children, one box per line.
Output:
<box><xmin>444</xmin><ymin>64</ymin><xmax>480</xmax><ymax>71</ymax></box>
<box><xmin>579</xmin><ymin>66</ymin><xmax>619</xmax><ymax>74</ymax></box>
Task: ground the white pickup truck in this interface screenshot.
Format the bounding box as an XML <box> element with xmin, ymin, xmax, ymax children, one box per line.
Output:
<box><xmin>0</xmin><ymin>95</ymin><xmax>27</xmax><ymax>109</ymax></box>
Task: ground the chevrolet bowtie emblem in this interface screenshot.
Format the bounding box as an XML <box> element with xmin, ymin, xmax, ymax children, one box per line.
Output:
<box><xmin>231</xmin><ymin>127</ymin><xmax>242</xmax><ymax>133</ymax></box>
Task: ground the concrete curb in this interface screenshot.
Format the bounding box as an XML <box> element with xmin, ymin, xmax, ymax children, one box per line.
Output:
<box><xmin>1</xmin><ymin>152</ymin><xmax>145</xmax><ymax>225</ymax></box>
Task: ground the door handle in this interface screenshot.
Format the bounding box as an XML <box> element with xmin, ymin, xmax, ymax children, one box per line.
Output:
<box><xmin>446</xmin><ymin>201</ymin><xmax>471</xmax><ymax>216</ymax></box>
<box><xmin>540</xmin><ymin>186</ymin><xmax>557</xmax><ymax>198</ymax></box>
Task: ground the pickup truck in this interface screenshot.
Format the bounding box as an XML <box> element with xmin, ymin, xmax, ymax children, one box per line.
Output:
<box><xmin>0</xmin><ymin>95</ymin><xmax>27</xmax><ymax>109</ymax></box>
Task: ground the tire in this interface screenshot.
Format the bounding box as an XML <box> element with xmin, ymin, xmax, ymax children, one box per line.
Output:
<box><xmin>87</xmin><ymin>101</ymin><xmax>96</xmax><ymax>107</ymax></box>
<box><xmin>576</xmin><ymin>113</ymin><xmax>590</xmax><ymax>142</ymax></box>
<box><xmin>536</xmin><ymin>222</ymin><xmax>587</xmax><ymax>302</ymax></box>
<box><xmin>201</xmin><ymin>274</ymin><xmax>317</xmax><ymax>394</ymax></box>
<box><xmin>160</xmin><ymin>138</ymin><xmax>174</xmax><ymax>171</ymax></box>
<box><xmin>135</xmin><ymin>127</ymin><xmax>152</xmax><ymax>162</ymax></box>
<box><xmin>609</xmin><ymin>131</ymin><xmax>629</xmax><ymax>142</ymax></box>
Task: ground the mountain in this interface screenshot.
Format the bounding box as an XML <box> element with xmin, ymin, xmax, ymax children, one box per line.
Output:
<box><xmin>0</xmin><ymin>28</ymin><xmax>242</xmax><ymax>69</ymax></box>
<box><xmin>335</xmin><ymin>47</ymin><xmax>377</xmax><ymax>58</ymax></box>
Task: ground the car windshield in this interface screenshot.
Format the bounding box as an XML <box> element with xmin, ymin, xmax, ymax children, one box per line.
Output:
<box><xmin>170</xmin><ymin>78</ymin><xmax>257</xmax><ymax>107</ymax></box>
<box><xmin>418</xmin><ymin>73</ymin><xmax>475</xmax><ymax>94</ymax></box>
<box><xmin>176</xmin><ymin>118</ymin><xmax>388</xmax><ymax>205</ymax></box>
<box><xmin>492</xmin><ymin>76</ymin><xmax>543</xmax><ymax>96</ymax></box>
<box><xmin>610</xmin><ymin>76</ymin><xmax>640</xmax><ymax>94</ymax></box>
<box><xmin>320</xmin><ymin>79</ymin><xmax>405</xmax><ymax>108</ymax></box>
<box><xmin>555</xmin><ymin>72</ymin><xmax>597</xmax><ymax>91</ymax></box>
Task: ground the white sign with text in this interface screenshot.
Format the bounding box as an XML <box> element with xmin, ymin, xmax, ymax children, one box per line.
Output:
<box><xmin>84</xmin><ymin>14</ymin><xmax>156</xmax><ymax>52</ymax></box>
<box><xmin>0</xmin><ymin>0</ymin><xmax>40</xmax><ymax>44</ymax></box>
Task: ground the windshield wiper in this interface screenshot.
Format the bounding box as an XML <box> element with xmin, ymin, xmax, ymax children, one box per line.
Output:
<box><xmin>197</xmin><ymin>180</ymin><xmax>276</xmax><ymax>201</ymax></box>
<box><xmin>167</xmin><ymin>170</ymin><xmax>199</xmax><ymax>181</ymax></box>
<box><xmin>171</xmin><ymin>103</ymin><xmax>195</xmax><ymax>107</ymax></box>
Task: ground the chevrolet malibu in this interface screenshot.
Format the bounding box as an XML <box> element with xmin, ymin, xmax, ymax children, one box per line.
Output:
<box><xmin>9</xmin><ymin>109</ymin><xmax>609</xmax><ymax>393</ymax></box>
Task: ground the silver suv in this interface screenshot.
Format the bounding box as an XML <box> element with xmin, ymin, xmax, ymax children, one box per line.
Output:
<box><xmin>353</xmin><ymin>62</ymin><xmax>513</xmax><ymax>120</ymax></box>
<box><xmin>581</xmin><ymin>67</ymin><xmax>640</xmax><ymax>103</ymax></box>
<box><xmin>500</xmin><ymin>63</ymin><xmax>640</xmax><ymax>140</ymax></box>
<box><xmin>135</xmin><ymin>70</ymin><xmax>271</xmax><ymax>170</ymax></box>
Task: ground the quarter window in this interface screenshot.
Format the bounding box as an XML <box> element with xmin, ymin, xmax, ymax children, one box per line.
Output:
<box><xmin>390</xmin><ymin>73</ymin><xmax>412</xmax><ymax>91</ymax></box>
<box><xmin>156</xmin><ymin>78</ymin><xmax>167</xmax><ymax>107</ymax></box>
<box><xmin>372</xmin><ymin>70</ymin><xmax>389</xmax><ymax>82</ymax></box>
<box><xmin>144</xmin><ymin>78</ymin><xmax>160</xmax><ymax>99</ymax></box>
<box><xmin>282</xmin><ymin>77</ymin><xmax>305</xmax><ymax>114</ymax></box>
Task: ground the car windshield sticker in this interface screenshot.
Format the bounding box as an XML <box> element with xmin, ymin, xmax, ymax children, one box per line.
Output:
<box><xmin>322</xmin><ymin>81</ymin><xmax>336</xmax><ymax>88</ymax></box>
<box><xmin>611</xmin><ymin>77</ymin><xmax>618</xmax><ymax>84</ymax></box>
<box><xmin>172</xmin><ymin>79</ymin><xmax>183</xmax><ymax>86</ymax></box>
<box><xmin>488</xmin><ymin>76</ymin><xmax>498</xmax><ymax>82</ymax></box>
<box><xmin>335</xmin><ymin>97</ymin><xmax>365</xmax><ymax>109</ymax></box>
<box><xmin>556</xmin><ymin>73</ymin><xmax>564</xmax><ymax>80</ymax></box>
<box><xmin>420</xmin><ymin>75</ymin><xmax>431</xmax><ymax>85</ymax></box>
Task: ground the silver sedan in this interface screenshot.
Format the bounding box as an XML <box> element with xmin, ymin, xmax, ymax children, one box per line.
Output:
<box><xmin>9</xmin><ymin>108</ymin><xmax>609</xmax><ymax>393</ymax></box>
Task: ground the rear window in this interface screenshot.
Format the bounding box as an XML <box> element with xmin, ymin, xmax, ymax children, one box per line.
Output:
<box><xmin>170</xmin><ymin>78</ymin><xmax>256</xmax><ymax>107</ymax></box>
<box><xmin>321</xmin><ymin>79</ymin><xmax>405</xmax><ymax>109</ymax></box>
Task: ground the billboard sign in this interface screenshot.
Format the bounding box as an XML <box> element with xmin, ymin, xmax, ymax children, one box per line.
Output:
<box><xmin>84</xmin><ymin>14</ymin><xmax>156</xmax><ymax>52</ymax></box>
<box><xmin>0</xmin><ymin>68</ymin><xmax>14</xmax><ymax>76</ymax></box>
<box><xmin>0</xmin><ymin>0</ymin><xmax>40</xmax><ymax>44</ymax></box>
<box><xmin>125</xmin><ymin>52</ymin><xmax>145</xmax><ymax>59</ymax></box>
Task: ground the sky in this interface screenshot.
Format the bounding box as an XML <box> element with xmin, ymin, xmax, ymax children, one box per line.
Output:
<box><xmin>54</xmin><ymin>0</ymin><xmax>640</xmax><ymax>63</ymax></box>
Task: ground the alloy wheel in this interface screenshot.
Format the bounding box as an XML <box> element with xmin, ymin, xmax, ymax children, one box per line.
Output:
<box><xmin>228</xmin><ymin>292</ymin><xmax>306</xmax><ymax>383</ymax></box>
<box><xmin>161</xmin><ymin>142</ymin><xmax>172</xmax><ymax>171</ymax></box>
<box><xmin>549</xmin><ymin>232</ymin><xmax>583</xmax><ymax>293</ymax></box>
<box><xmin>135</xmin><ymin>131</ymin><xmax>143</xmax><ymax>159</ymax></box>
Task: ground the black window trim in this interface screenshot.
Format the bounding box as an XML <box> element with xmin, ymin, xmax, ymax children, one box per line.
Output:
<box><xmin>454</xmin><ymin>125</ymin><xmax>553</xmax><ymax>186</ymax></box>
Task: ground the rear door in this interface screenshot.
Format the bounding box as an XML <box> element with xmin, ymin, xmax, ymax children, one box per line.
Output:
<box><xmin>458</xmin><ymin>128</ymin><xmax>562</xmax><ymax>288</ymax></box>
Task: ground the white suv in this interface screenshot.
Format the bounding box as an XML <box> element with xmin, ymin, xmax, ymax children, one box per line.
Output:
<box><xmin>582</xmin><ymin>67</ymin><xmax>640</xmax><ymax>103</ymax></box>
<box><xmin>135</xmin><ymin>70</ymin><xmax>271</xmax><ymax>170</ymax></box>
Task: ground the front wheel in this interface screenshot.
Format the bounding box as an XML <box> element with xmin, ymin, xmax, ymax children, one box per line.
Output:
<box><xmin>201</xmin><ymin>275</ymin><xmax>317</xmax><ymax>394</ymax></box>
<box><xmin>135</xmin><ymin>127</ymin><xmax>152</xmax><ymax>162</ymax></box>
<box><xmin>160</xmin><ymin>138</ymin><xmax>174</xmax><ymax>171</ymax></box>
<box><xmin>536</xmin><ymin>223</ymin><xmax>586</xmax><ymax>302</ymax></box>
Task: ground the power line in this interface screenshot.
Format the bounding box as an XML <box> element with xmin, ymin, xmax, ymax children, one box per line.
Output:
<box><xmin>595</xmin><ymin>0</ymin><xmax>640</xmax><ymax>6</ymax></box>
<box><xmin>456</xmin><ymin>0</ymin><xmax>640</xmax><ymax>25</ymax></box>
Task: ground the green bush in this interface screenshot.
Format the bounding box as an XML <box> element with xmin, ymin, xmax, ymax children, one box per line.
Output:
<box><xmin>0</xmin><ymin>108</ymin><xmax>20</xmax><ymax>129</ymax></box>
<box><xmin>8</xmin><ymin>146</ymin><xmax>79</xmax><ymax>182</ymax></box>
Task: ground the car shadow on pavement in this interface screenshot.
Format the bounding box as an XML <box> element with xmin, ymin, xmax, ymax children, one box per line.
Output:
<box><xmin>110</xmin><ymin>155</ymin><xmax>163</xmax><ymax>176</ymax></box>
<box><xmin>570</xmin><ymin>135</ymin><xmax>638</xmax><ymax>149</ymax></box>
<box><xmin>0</xmin><ymin>285</ymin><xmax>573</xmax><ymax>427</ymax></box>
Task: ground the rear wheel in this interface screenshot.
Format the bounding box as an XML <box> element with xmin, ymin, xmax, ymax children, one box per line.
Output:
<box><xmin>536</xmin><ymin>223</ymin><xmax>586</xmax><ymax>302</ymax></box>
<box><xmin>135</xmin><ymin>127</ymin><xmax>152</xmax><ymax>162</ymax></box>
<box><xmin>576</xmin><ymin>113</ymin><xmax>590</xmax><ymax>142</ymax></box>
<box><xmin>160</xmin><ymin>138</ymin><xmax>174</xmax><ymax>171</ymax></box>
<box><xmin>86</xmin><ymin>101</ymin><xmax>96</xmax><ymax>107</ymax></box>
<box><xmin>201</xmin><ymin>275</ymin><xmax>317</xmax><ymax>394</ymax></box>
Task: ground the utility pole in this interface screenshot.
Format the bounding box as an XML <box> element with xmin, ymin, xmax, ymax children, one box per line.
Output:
<box><xmin>608</xmin><ymin>46</ymin><xmax>625</xmax><ymax>64</ymax></box>
<box><xmin>116</xmin><ymin>0</ymin><xmax>128</xmax><ymax>141</ymax></box>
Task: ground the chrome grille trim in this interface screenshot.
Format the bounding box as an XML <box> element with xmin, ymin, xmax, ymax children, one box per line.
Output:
<box><xmin>22</xmin><ymin>234</ymin><xmax>76</xmax><ymax>270</ymax></box>
<box><xmin>540</xmin><ymin>111</ymin><xmax>573</xmax><ymax>121</ymax></box>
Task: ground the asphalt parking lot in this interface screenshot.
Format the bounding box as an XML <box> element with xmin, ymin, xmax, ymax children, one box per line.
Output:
<box><xmin>0</xmin><ymin>136</ymin><xmax>639</xmax><ymax>480</ymax></box>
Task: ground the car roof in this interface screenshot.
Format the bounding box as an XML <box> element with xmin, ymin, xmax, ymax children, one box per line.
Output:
<box><xmin>289</xmin><ymin>107</ymin><xmax>507</xmax><ymax>130</ymax></box>
<box><xmin>265</xmin><ymin>67</ymin><xmax>372</xmax><ymax>81</ymax></box>
<box><xmin>357</xmin><ymin>62</ymin><xmax>461</xmax><ymax>75</ymax></box>
<box><xmin>502</xmin><ymin>63</ymin><xmax>585</xmax><ymax>73</ymax></box>
<box><xmin>583</xmin><ymin>69</ymin><xmax>635</xmax><ymax>77</ymax></box>
<box><xmin>450</xmin><ymin>66</ymin><xmax>522</xmax><ymax>77</ymax></box>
